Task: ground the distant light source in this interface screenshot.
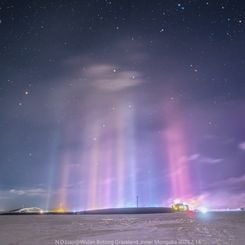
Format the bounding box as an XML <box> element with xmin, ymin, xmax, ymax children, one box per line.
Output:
<box><xmin>172</xmin><ymin>202</ymin><xmax>189</xmax><ymax>212</ymax></box>
<box><xmin>173</xmin><ymin>199</ymin><xmax>181</xmax><ymax>204</ymax></box>
<box><xmin>199</xmin><ymin>207</ymin><xmax>208</xmax><ymax>214</ymax></box>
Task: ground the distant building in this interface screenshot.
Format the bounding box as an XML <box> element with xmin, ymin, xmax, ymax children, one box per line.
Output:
<box><xmin>172</xmin><ymin>203</ymin><xmax>189</xmax><ymax>212</ymax></box>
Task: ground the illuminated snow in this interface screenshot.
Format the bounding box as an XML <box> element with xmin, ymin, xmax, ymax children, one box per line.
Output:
<box><xmin>0</xmin><ymin>212</ymin><xmax>244</xmax><ymax>245</ymax></box>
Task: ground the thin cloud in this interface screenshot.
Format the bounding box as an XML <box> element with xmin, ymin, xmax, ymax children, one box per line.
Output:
<box><xmin>9</xmin><ymin>188</ymin><xmax>47</xmax><ymax>197</ymax></box>
<box><xmin>177</xmin><ymin>153</ymin><xmax>200</xmax><ymax>164</ymax></box>
<box><xmin>178</xmin><ymin>153</ymin><xmax>222</xmax><ymax>164</ymax></box>
<box><xmin>84</xmin><ymin>64</ymin><xmax>143</xmax><ymax>92</ymax></box>
<box><xmin>199</xmin><ymin>157</ymin><xmax>223</xmax><ymax>164</ymax></box>
<box><xmin>238</xmin><ymin>141</ymin><xmax>245</xmax><ymax>151</ymax></box>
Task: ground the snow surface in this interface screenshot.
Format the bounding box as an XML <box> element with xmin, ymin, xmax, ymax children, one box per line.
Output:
<box><xmin>0</xmin><ymin>212</ymin><xmax>244</xmax><ymax>245</ymax></box>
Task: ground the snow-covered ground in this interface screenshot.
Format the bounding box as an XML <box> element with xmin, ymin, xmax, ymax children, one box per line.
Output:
<box><xmin>0</xmin><ymin>212</ymin><xmax>244</xmax><ymax>245</ymax></box>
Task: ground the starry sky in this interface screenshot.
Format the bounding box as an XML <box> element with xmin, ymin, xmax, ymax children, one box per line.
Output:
<box><xmin>0</xmin><ymin>0</ymin><xmax>245</xmax><ymax>211</ymax></box>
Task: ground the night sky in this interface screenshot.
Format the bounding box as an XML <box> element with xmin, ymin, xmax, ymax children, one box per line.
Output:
<box><xmin>0</xmin><ymin>0</ymin><xmax>245</xmax><ymax>211</ymax></box>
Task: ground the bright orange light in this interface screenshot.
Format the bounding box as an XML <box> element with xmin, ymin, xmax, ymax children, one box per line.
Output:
<box><xmin>51</xmin><ymin>207</ymin><xmax>67</xmax><ymax>213</ymax></box>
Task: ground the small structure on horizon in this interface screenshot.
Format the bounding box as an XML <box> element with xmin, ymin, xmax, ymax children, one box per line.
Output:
<box><xmin>14</xmin><ymin>207</ymin><xmax>44</xmax><ymax>213</ymax></box>
<box><xmin>172</xmin><ymin>203</ymin><xmax>189</xmax><ymax>212</ymax></box>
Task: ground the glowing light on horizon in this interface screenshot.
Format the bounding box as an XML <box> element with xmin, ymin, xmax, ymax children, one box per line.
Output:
<box><xmin>116</xmin><ymin>106</ymin><xmax>126</xmax><ymax>207</ymax></box>
<box><xmin>59</xmin><ymin>152</ymin><xmax>71</xmax><ymax>210</ymax></box>
<box><xmin>49</xmin><ymin>99</ymin><xmax>193</xmax><ymax>211</ymax></box>
<box><xmin>103</xmin><ymin>138</ymin><xmax>113</xmax><ymax>208</ymax></box>
<box><xmin>45</xmin><ymin>130</ymin><xmax>60</xmax><ymax>210</ymax></box>
<box><xmin>173</xmin><ymin>199</ymin><xmax>181</xmax><ymax>204</ymax></box>
<box><xmin>53</xmin><ymin>102</ymin><xmax>141</xmax><ymax>210</ymax></box>
<box><xmin>125</xmin><ymin>106</ymin><xmax>137</xmax><ymax>206</ymax></box>
<box><xmin>199</xmin><ymin>206</ymin><xmax>208</xmax><ymax>214</ymax></box>
<box><xmin>87</xmin><ymin>124</ymin><xmax>100</xmax><ymax>210</ymax></box>
<box><xmin>163</xmin><ymin>101</ymin><xmax>192</xmax><ymax>201</ymax></box>
<box><xmin>76</xmin><ymin>103</ymin><xmax>138</xmax><ymax>210</ymax></box>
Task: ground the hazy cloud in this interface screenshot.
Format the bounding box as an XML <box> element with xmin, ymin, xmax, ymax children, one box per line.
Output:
<box><xmin>84</xmin><ymin>64</ymin><xmax>143</xmax><ymax>92</ymax></box>
<box><xmin>178</xmin><ymin>154</ymin><xmax>222</xmax><ymax>165</ymax></box>
<box><xmin>9</xmin><ymin>188</ymin><xmax>47</xmax><ymax>197</ymax></box>
<box><xmin>238</xmin><ymin>141</ymin><xmax>245</xmax><ymax>151</ymax></box>
<box><xmin>199</xmin><ymin>157</ymin><xmax>223</xmax><ymax>164</ymax></box>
